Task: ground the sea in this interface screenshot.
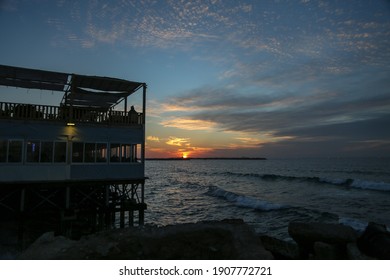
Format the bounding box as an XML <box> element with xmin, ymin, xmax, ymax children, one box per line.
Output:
<box><xmin>144</xmin><ymin>158</ymin><xmax>390</xmax><ymax>240</ymax></box>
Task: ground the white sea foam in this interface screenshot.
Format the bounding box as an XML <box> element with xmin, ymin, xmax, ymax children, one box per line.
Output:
<box><xmin>339</xmin><ymin>217</ymin><xmax>368</xmax><ymax>233</ymax></box>
<box><xmin>350</xmin><ymin>179</ymin><xmax>390</xmax><ymax>192</ymax></box>
<box><xmin>319</xmin><ymin>176</ymin><xmax>390</xmax><ymax>192</ymax></box>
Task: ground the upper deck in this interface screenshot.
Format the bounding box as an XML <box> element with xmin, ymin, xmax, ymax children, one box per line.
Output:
<box><xmin>0</xmin><ymin>101</ymin><xmax>143</xmax><ymax>126</ymax></box>
<box><xmin>0</xmin><ymin>64</ymin><xmax>146</xmax><ymax>126</ymax></box>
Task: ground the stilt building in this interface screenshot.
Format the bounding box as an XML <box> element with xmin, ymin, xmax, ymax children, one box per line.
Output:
<box><xmin>0</xmin><ymin>65</ymin><xmax>147</xmax><ymax>241</ymax></box>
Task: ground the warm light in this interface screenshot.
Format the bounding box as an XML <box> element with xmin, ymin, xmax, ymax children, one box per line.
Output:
<box><xmin>66</xmin><ymin>122</ymin><xmax>76</xmax><ymax>126</ymax></box>
<box><xmin>182</xmin><ymin>153</ymin><xmax>189</xmax><ymax>159</ymax></box>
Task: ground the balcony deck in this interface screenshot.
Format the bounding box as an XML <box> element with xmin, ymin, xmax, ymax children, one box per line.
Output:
<box><xmin>0</xmin><ymin>101</ymin><xmax>143</xmax><ymax>126</ymax></box>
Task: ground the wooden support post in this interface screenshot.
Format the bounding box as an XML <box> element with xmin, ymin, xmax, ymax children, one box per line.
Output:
<box><xmin>18</xmin><ymin>187</ymin><xmax>26</xmax><ymax>249</ymax></box>
<box><xmin>129</xmin><ymin>183</ymin><xmax>134</xmax><ymax>227</ymax></box>
<box><xmin>140</xmin><ymin>182</ymin><xmax>145</xmax><ymax>226</ymax></box>
<box><xmin>120</xmin><ymin>206</ymin><xmax>125</xmax><ymax>228</ymax></box>
<box><xmin>129</xmin><ymin>210</ymin><xmax>134</xmax><ymax>227</ymax></box>
<box><xmin>141</xmin><ymin>84</ymin><xmax>146</xmax><ymax>167</ymax></box>
<box><xmin>120</xmin><ymin>184</ymin><xmax>125</xmax><ymax>228</ymax></box>
<box><xmin>104</xmin><ymin>185</ymin><xmax>111</xmax><ymax>229</ymax></box>
<box><xmin>20</xmin><ymin>187</ymin><xmax>26</xmax><ymax>213</ymax></box>
<box><xmin>139</xmin><ymin>209</ymin><xmax>144</xmax><ymax>226</ymax></box>
<box><xmin>65</xmin><ymin>186</ymin><xmax>70</xmax><ymax>209</ymax></box>
<box><xmin>141</xmin><ymin>182</ymin><xmax>145</xmax><ymax>203</ymax></box>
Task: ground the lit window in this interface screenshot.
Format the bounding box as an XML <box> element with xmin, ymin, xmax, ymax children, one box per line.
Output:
<box><xmin>96</xmin><ymin>143</ymin><xmax>107</xmax><ymax>162</ymax></box>
<box><xmin>122</xmin><ymin>144</ymin><xmax>131</xmax><ymax>162</ymax></box>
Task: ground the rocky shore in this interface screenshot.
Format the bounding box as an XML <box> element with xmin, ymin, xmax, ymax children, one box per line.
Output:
<box><xmin>16</xmin><ymin>219</ymin><xmax>390</xmax><ymax>260</ymax></box>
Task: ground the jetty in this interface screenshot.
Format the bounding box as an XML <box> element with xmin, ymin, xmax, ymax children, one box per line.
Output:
<box><xmin>0</xmin><ymin>65</ymin><xmax>147</xmax><ymax>245</ymax></box>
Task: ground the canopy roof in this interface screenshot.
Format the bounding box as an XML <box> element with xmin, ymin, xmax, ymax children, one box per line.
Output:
<box><xmin>0</xmin><ymin>64</ymin><xmax>144</xmax><ymax>109</ymax></box>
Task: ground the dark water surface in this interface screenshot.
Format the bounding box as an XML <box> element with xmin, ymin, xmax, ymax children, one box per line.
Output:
<box><xmin>144</xmin><ymin>158</ymin><xmax>390</xmax><ymax>240</ymax></box>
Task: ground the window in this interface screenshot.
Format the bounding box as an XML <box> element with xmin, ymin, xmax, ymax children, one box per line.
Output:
<box><xmin>41</xmin><ymin>142</ymin><xmax>53</xmax><ymax>163</ymax></box>
<box><xmin>122</xmin><ymin>144</ymin><xmax>131</xmax><ymax>162</ymax></box>
<box><xmin>0</xmin><ymin>140</ymin><xmax>6</xmax><ymax>162</ymax></box>
<box><xmin>8</xmin><ymin>140</ymin><xmax>22</xmax><ymax>162</ymax></box>
<box><xmin>26</xmin><ymin>141</ymin><xmax>40</xmax><ymax>162</ymax></box>
<box><xmin>109</xmin><ymin>143</ymin><xmax>138</xmax><ymax>162</ymax></box>
<box><xmin>110</xmin><ymin>143</ymin><xmax>121</xmax><ymax>162</ymax></box>
<box><xmin>130</xmin><ymin>144</ymin><xmax>138</xmax><ymax>162</ymax></box>
<box><xmin>84</xmin><ymin>143</ymin><xmax>96</xmax><ymax>163</ymax></box>
<box><xmin>54</xmin><ymin>142</ymin><xmax>67</xmax><ymax>163</ymax></box>
<box><xmin>96</xmin><ymin>143</ymin><xmax>107</xmax><ymax>162</ymax></box>
<box><xmin>72</xmin><ymin>142</ymin><xmax>84</xmax><ymax>163</ymax></box>
<box><xmin>0</xmin><ymin>140</ymin><xmax>140</xmax><ymax>164</ymax></box>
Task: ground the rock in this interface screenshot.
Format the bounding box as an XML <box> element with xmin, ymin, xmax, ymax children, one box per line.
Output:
<box><xmin>357</xmin><ymin>222</ymin><xmax>390</xmax><ymax>259</ymax></box>
<box><xmin>260</xmin><ymin>235</ymin><xmax>300</xmax><ymax>259</ymax></box>
<box><xmin>289</xmin><ymin>222</ymin><xmax>358</xmax><ymax>244</ymax></box>
<box><xmin>18</xmin><ymin>220</ymin><xmax>273</xmax><ymax>260</ymax></box>
<box><xmin>19</xmin><ymin>232</ymin><xmax>76</xmax><ymax>259</ymax></box>
<box><xmin>288</xmin><ymin>222</ymin><xmax>358</xmax><ymax>257</ymax></box>
<box><xmin>346</xmin><ymin>243</ymin><xmax>374</xmax><ymax>260</ymax></box>
<box><xmin>313</xmin><ymin>242</ymin><xmax>346</xmax><ymax>260</ymax></box>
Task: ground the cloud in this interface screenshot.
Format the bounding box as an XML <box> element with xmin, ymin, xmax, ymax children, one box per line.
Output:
<box><xmin>161</xmin><ymin>118</ymin><xmax>217</xmax><ymax>131</ymax></box>
<box><xmin>147</xmin><ymin>136</ymin><xmax>160</xmax><ymax>142</ymax></box>
<box><xmin>161</xmin><ymin>86</ymin><xmax>304</xmax><ymax>113</ymax></box>
<box><xmin>158</xmin><ymin>65</ymin><xmax>390</xmax><ymax>151</ymax></box>
<box><xmin>40</xmin><ymin>0</ymin><xmax>390</xmax><ymax>73</ymax></box>
<box><xmin>166</xmin><ymin>137</ymin><xmax>190</xmax><ymax>147</ymax></box>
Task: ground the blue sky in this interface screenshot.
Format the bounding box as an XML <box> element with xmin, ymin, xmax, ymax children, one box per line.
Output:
<box><xmin>1</xmin><ymin>0</ymin><xmax>389</xmax><ymax>158</ymax></box>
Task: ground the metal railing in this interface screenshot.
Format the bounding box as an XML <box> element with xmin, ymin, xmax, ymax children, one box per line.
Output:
<box><xmin>0</xmin><ymin>101</ymin><xmax>143</xmax><ymax>126</ymax></box>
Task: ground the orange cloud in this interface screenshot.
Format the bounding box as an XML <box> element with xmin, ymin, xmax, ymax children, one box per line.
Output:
<box><xmin>166</xmin><ymin>137</ymin><xmax>191</xmax><ymax>146</ymax></box>
<box><xmin>147</xmin><ymin>136</ymin><xmax>160</xmax><ymax>142</ymax></box>
<box><xmin>161</xmin><ymin>118</ymin><xmax>217</xmax><ymax>131</ymax></box>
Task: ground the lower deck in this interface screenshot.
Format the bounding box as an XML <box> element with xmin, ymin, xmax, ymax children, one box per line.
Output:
<box><xmin>0</xmin><ymin>180</ymin><xmax>147</xmax><ymax>249</ymax></box>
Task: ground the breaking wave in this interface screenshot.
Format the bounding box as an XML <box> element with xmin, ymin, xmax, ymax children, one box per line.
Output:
<box><xmin>207</xmin><ymin>186</ymin><xmax>287</xmax><ymax>211</ymax></box>
<box><xmin>220</xmin><ymin>172</ymin><xmax>390</xmax><ymax>192</ymax></box>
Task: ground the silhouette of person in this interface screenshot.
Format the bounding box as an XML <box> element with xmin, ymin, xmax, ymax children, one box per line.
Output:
<box><xmin>129</xmin><ymin>105</ymin><xmax>138</xmax><ymax>124</ymax></box>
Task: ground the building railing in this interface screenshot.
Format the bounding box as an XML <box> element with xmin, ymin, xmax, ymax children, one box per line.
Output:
<box><xmin>0</xmin><ymin>101</ymin><xmax>143</xmax><ymax>126</ymax></box>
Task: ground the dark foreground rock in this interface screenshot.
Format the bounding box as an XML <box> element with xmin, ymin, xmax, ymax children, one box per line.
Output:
<box><xmin>15</xmin><ymin>220</ymin><xmax>390</xmax><ymax>260</ymax></box>
<box><xmin>357</xmin><ymin>222</ymin><xmax>390</xmax><ymax>259</ymax></box>
<box><xmin>18</xmin><ymin>219</ymin><xmax>274</xmax><ymax>260</ymax></box>
<box><xmin>287</xmin><ymin>221</ymin><xmax>388</xmax><ymax>259</ymax></box>
<box><xmin>260</xmin><ymin>235</ymin><xmax>300</xmax><ymax>260</ymax></box>
<box><xmin>288</xmin><ymin>222</ymin><xmax>358</xmax><ymax>259</ymax></box>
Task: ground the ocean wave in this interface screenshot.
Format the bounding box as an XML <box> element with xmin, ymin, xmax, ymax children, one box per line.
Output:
<box><xmin>207</xmin><ymin>186</ymin><xmax>287</xmax><ymax>211</ymax></box>
<box><xmin>349</xmin><ymin>179</ymin><xmax>390</xmax><ymax>191</ymax></box>
<box><xmin>221</xmin><ymin>171</ymin><xmax>390</xmax><ymax>192</ymax></box>
<box><xmin>319</xmin><ymin>177</ymin><xmax>390</xmax><ymax>192</ymax></box>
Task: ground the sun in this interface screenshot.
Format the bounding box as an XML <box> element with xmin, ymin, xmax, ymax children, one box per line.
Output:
<box><xmin>182</xmin><ymin>152</ymin><xmax>189</xmax><ymax>159</ymax></box>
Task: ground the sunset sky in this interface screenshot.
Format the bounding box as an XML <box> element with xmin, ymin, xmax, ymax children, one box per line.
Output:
<box><xmin>1</xmin><ymin>0</ymin><xmax>389</xmax><ymax>158</ymax></box>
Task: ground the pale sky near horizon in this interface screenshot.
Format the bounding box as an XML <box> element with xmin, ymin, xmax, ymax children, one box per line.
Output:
<box><xmin>1</xmin><ymin>0</ymin><xmax>389</xmax><ymax>158</ymax></box>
